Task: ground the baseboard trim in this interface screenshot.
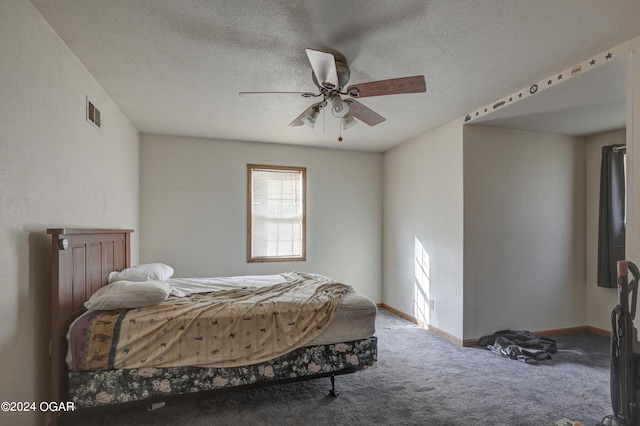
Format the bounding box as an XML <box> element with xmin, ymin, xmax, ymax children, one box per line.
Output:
<box><xmin>377</xmin><ymin>303</ymin><xmax>611</xmax><ymax>347</ymax></box>
<box><xmin>377</xmin><ymin>303</ymin><xmax>464</xmax><ymax>346</ymax></box>
<box><xmin>462</xmin><ymin>326</ymin><xmax>612</xmax><ymax>347</ymax></box>
<box><xmin>586</xmin><ymin>326</ymin><xmax>611</xmax><ymax>337</ymax></box>
<box><xmin>377</xmin><ymin>303</ymin><xmax>413</xmax><ymax>322</ymax></box>
<box><xmin>462</xmin><ymin>338</ymin><xmax>481</xmax><ymax>347</ymax></box>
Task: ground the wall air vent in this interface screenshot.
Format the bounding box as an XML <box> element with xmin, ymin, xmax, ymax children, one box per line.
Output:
<box><xmin>86</xmin><ymin>96</ymin><xmax>101</xmax><ymax>129</ymax></box>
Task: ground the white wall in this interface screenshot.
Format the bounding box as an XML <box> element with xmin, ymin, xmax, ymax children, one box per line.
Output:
<box><xmin>382</xmin><ymin>119</ymin><xmax>465</xmax><ymax>339</ymax></box>
<box><xmin>626</xmin><ymin>37</ymin><xmax>640</xmax><ymax>332</ymax></box>
<box><xmin>0</xmin><ymin>2</ymin><xmax>139</xmax><ymax>425</ymax></box>
<box><xmin>462</xmin><ymin>125</ymin><xmax>586</xmax><ymax>339</ymax></box>
<box><xmin>585</xmin><ymin>129</ymin><xmax>626</xmax><ymax>331</ymax></box>
<box><xmin>139</xmin><ymin>134</ymin><xmax>382</xmax><ymax>302</ymax></box>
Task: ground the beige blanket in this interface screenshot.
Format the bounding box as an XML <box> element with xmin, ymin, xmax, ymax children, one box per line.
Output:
<box><xmin>82</xmin><ymin>272</ymin><xmax>350</xmax><ymax>370</ymax></box>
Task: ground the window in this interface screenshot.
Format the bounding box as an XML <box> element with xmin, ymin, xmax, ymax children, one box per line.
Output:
<box><xmin>247</xmin><ymin>164</ymin><xmax>306</xmax><ymax>262</ymax></box>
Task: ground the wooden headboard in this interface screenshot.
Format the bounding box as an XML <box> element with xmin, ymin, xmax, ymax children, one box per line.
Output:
<box><xmin>47</xmin><ymin>228</ymin><xmax>133</xmax><ymax>405</ymax></box>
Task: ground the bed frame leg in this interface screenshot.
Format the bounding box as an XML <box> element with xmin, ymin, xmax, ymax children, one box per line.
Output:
<box><xmin>145</xmin><ymin>402</ymin><xmax>165</xmax><ymax>411</ymax></box>
<box><xmin>329</xmin><ymin>374</ymin><xmax>340</xmax><ymax>397</ymax></box>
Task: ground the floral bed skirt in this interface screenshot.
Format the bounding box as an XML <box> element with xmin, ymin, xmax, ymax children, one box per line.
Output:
<box><xmin>68</xmin><ymin>336</ymin><xmax>377</xmax><ymax>409</ymax></box>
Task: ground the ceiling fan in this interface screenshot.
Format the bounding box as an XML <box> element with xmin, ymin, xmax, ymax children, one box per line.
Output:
<box><xmin>240</xmin><ymin>48</ymin><xmax>426</xmax><ymax>140</ymax></box>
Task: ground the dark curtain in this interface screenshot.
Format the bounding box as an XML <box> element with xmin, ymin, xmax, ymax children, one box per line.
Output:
<box><xmin>597</xmin><ymin>144</ymin><xmax>626</xmax><ymax>288</ymax></box>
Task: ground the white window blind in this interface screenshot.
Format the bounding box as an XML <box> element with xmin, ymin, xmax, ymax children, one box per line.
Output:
<box><xmin>248</xmin><ymin>165</ymin><xmax>306</xmax><ymax>262</ymax></box>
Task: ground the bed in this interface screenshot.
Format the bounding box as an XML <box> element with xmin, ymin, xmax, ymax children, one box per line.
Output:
<box><xmin>47</xmin><ymin>228</ymin><xmax>377</xmax><ymax>424</ymax></box>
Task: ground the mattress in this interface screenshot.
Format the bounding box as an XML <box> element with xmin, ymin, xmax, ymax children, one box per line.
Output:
<box><xmin>66</xmin><ymin>273</ymin><xmax>377</xmax><ymax>371</ymax></box>
<box><xmin>167</xmin><ymin>274</ymin><xmax>377</xmax><ymax>346</ymax></box>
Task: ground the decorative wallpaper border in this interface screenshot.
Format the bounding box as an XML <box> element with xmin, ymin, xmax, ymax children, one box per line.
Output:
<box><xmin>464</xmin><ymin>40</ymin><xmax>631</xmax><ymax>124</ymax></box>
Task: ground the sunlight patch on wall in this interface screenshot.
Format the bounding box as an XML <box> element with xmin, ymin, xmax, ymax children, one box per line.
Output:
<box><xmin>414</xmin><ymin>236</ymin><xmax>431</xmax><ymax>327</ymax></box>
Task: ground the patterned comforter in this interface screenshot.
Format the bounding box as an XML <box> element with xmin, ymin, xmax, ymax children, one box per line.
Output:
<box><xmin>68</xmin><ymin>272</ymin><xmax>350</xmax><ymax>371</ymax></box>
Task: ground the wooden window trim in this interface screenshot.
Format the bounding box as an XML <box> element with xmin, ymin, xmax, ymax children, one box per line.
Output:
<box><xmin>247</xmin><ymin>164</ymin><xmax>306</xmax><ymax>263</ymax></box>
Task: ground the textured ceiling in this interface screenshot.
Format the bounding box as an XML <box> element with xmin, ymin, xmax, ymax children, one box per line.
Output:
<box><xmin>29</xmin><ymin>0</ymin><xmax>640</xmax><ymax>151</ymax></box>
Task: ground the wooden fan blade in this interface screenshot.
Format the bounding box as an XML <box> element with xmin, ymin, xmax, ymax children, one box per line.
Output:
<box><xmin>345</xmin><ymin>99</ymin><xmax>386</xmax><ymax>126</ymax></box>
<box><xmin>346</xmin><ymin>75</ymin><xmax>426</xmax><ymax>98</ymax></box>
<box><xmin>239</xmin><ymin>91</ymin><xmax>316</xmax><ymax>97</ymax></box>
<box><xmin>288</xmin><ymin>102</ymin><xmax>323</xmax><ymax>127</ymax></box>
<box><xmin>305</xmin><ymin>49</ymin><xmax>339</xmax><ymax>89</ymax></box>
<box><xmin>288</xmin><ymin>111</ymin><xmax>308</xmax><ymax>127</ymax></box>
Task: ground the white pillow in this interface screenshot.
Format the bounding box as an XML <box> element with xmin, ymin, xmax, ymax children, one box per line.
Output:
<box><xmin>108</xmin><ymin>263</ymin><xmax>174</xmax><ymax>283</ymax></box>
<box><xmin>84</xmin><ymin>280</ymin><xmax>171</xmax><ymax>310</ymax></box>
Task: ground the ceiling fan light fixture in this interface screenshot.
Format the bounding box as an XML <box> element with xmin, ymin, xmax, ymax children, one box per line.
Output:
<box><xmin>341</xmin><ymin>113</ymin><xmax>357</xmax><ymax>130</ymax></box>
<box><xmin>240</xmin><ymin>48</ymin><xmax>427</xmax><ymax>141</ymax></box>
<box><xmin>301</xmin><ymin>107</ymin><xmax>320</xmax><ymax>128</ymax></box>
<box><xmin>331</xmin><ymin>96</ymin><xmax>349</xmax><ymax>118</ymax></box>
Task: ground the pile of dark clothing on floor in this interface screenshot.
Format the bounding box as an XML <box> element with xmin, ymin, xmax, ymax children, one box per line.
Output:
<box><xmin>478</xmin><ymin>330</ymin><xmax>557</xmax><ymax>364</ymax></box>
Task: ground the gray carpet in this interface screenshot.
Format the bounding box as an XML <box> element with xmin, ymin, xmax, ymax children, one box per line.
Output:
<box><xmin>63</xmin><ymin>309</ymin><xmax>612</xmax><ymax>425</ymax></box>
